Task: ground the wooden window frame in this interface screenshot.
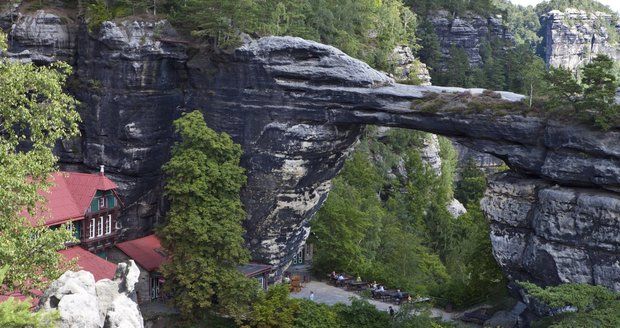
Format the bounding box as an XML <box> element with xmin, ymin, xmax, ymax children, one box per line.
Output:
<box><xmin>97</xmin><ymin>216</ymin><xmax>104</xmax><ymax>236</ymax></box>
<box><xmin>89</xmin><ymin>218</ymin><xmax>96</xmax><ymax>239</ymax></box>
<box><xmin>105</xmin><ymin>214</ymin><xmax>112</xmax><ymax>235</ymax></box>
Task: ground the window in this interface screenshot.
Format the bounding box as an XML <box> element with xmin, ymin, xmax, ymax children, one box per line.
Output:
<box><xmin>65</xmin><ymin>221</ymin><xmax>74</xmax><ymax>234</ymax></box>
<box><xmin>256</xmin><ymin>276</ymin><xmax>265</xmax><ymax>290</ymax></box>
<box><xmin>97</xmin><ymin>217</ymin><xmax>104</xmax><ymax>236</ymax></box>
<box><xmin>105</xmin><ymin>215</ymin><xmax>112</xmax><ymax>235</ymax></box>
<box><xmin>150</xmin><ymin>276</ymin><xmax>161</xmax><ymax>300</ymax></box>
<box><xmin>115</xmin><ymin>220</ymin><xmax>122</xmax><ymax>230</ymax></box>
<box><xmin>292</xmin><ymin>249</ymin><xmax>304</xmax><ymax>265</ymax></box>
<box><xmin>98</xmin><ymin>197</ymin><xmax>105</xmax><ymax>210</ymax></box>
<box><xmin>89</xmin><ymin>219</ymin><xmax>96</xmax><ymax>239</ymax></box>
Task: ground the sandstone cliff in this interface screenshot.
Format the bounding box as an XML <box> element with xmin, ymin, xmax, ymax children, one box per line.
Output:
<box><xmin>2</xmin><ymin>9</ymin><xmax>620</xmax><ymax>290</ymax></box>
<box><xmin>541</xmin><ymin>8</ymin><xmax>620</xmax><ymax>71</ymax></box>
<box><xmin>428</xmin><ymin>10</ymin><xmax>514</xmax><ymax>68</ymax></box>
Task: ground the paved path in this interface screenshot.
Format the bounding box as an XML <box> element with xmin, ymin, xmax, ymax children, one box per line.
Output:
<box><xmin>289</xmin><ymin>281</ymin><xmax>457</xmax><ymax>322</ymax></box>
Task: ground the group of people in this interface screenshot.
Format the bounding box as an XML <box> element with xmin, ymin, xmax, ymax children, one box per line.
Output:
<box><xmin>329</xmin><ymin>271</ymin><xmax>355</xmax><ymax>287</ymax></box>
<box><xmin>329</xmin><ymin>272</ymin><xmax>411</xmax><ymax>305</ymax></box>
<box><xmin>370</xmin><ymin>281</ymin><xmax>411</xmax><ymax>304</ymax></box>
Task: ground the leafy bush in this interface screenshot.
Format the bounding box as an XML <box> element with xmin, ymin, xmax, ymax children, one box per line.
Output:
<box><xmin>520</xmin><ymin>282</ymin><xmax>620</xmax><ymax>327</ymax></box>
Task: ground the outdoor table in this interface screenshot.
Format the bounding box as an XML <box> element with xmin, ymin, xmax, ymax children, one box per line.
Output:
<box><xmin>346</xmin><ymin>281</ymin><xmax>367</xmax><ymax>291</ymax></box>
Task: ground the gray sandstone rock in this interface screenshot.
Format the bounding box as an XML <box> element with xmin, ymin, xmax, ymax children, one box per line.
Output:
<box><xmin>542</xmin><ymin>8</ymin><xmax>620</xmax><ymax>71</ymax></box>
<box><xmin>37</xmin><ymin>261</ymin><xmax>143</xmax><ymax>328</ymax></box>
<box><xmin>4</xmin><ymin>9</ymin><xmax>620</xmax><ymax>287</ymax></box>
<box><xmin>428</xmin><ymin>10</ymin><xmax>514</xmax><ymax>68</ymax></box>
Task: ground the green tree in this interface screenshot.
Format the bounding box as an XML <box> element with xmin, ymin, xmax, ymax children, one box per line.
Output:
<box><xmin>579</xmin><ymin>54</ymin><xmax>619</xmax><ymax>130</ymax></box>
<box><xmin>293</xmin><ymin>299</ymin><xmax>342</xmax><ymax>328</ymax></box>
<box><xmin>0</xmin><ymin>265</ymin><xmax>60</xmax><ymax>327</ymax></box>
<box><xmin>0</xmin><ymin>38</ymin><xmax>80</xmax><ymax>296</ymax></box>
<box><xmin>158</xmin><ymin>110</ymin><xmax>255</xmax><ymax>321</ymax></box>
<box><xmin>248</xmin><ymin>284</ymin><xmax>299</xmax><ymax>328</ymax></box>
<box><xmin>455</xmin><ymin>158</ymin><xmax>487</xmax><ymax>208</ymax></box>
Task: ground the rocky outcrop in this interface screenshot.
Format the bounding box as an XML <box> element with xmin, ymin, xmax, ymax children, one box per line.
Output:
<box><xmin>542</xmin><ymin>8</ymin><xmax>620</xmax><ymax>70</ymax></box>
<box><xmin>38</xmin><ymin>261</ymin><xmax>143</xmax><ymax>328</ymax></box>
<box><xmin>482</xmin><ymin>173</ymin><xmax>620</xmax><ymax>291</ymax></box>
<box><xmin>388</xmin><ymin>45</ymin><xmax>431</xmax><ymax>85</ymax></box>
<box><xmin>4</xmin><ymin>9</ymin><xmax>620</xmax><ymax>287</ymax></box>
<box><xmin>428</xmin><ymin>10</ymin><xmax>514</xmax><ymax>68</ymax></box>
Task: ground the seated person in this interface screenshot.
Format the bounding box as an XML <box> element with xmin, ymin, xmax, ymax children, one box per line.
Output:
<box><xmin>283</xmin><ymin>275</ymin><xmax>291</xmax><ymax>284</ymax></box>
<box><xmin>377</xmin><ymin>285</ymin><xmax>385</xmax><ymax>293</ymax></box>
<box><xmin>395</xmin><ymin>289</ymin><xmax>403</xmax><ymax>303</ymax></box>
<box><xmin>337</xmin><ymin>274</ymin><xmax>346</xmax><ymax>286</ymax></box>
<box><xmin>330</xmin><ymin>271</ymin><xmax>337</xmax><ymax>279</ymax></box>
<box><xmin>356</xmin><ymin>275</ymin><xmax>362</xmax><ymax>282</ymax></box>
<box><xmin>371</xmin><ymin>281</ymin><xmax>378</xmax><ymax>290</ymax></box>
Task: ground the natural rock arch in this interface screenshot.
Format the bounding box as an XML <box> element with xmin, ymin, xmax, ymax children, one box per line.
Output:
<box><xmin>192</xmin><ymin>37</ymin><xmax>620</xmax><ymax>290</ymax></box>
<box><xmin>4</xmin><ymin>11</ymin><xmax>618</xmax><ymax>289</ymax></box>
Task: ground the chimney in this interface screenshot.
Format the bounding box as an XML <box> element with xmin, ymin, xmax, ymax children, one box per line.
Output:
<box><xmin>100</xmin><ymin>165</ymin><xmax>105</xmax><ymax>176</ymax></box>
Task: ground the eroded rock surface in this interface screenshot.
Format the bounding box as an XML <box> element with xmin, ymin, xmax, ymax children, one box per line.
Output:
<box><xmin>3</xmin><ymin>10</ymin><xmax>620</xmax><ymax>286</ymax></box>
<box><xmin>38</xmin><ymin>261</ymin><xmax>143</xmax><ymax>328</ymax></box>
<box><xmin>542</xmin><ymin>8</ymin><xmax>620</xmax><ymax>71</ymax></box>
<box><xmin>482</xmin><ymin>173</ymin><xmax>620</xmax><ymax>291</ymax></box>
<box><xmin>428</xmin><ymin>10</ymin><xmax>514</xmax><ymax>68</ymax></box>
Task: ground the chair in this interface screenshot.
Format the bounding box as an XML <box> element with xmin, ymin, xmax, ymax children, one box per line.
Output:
<box><xmin>290</xmin><ymin>275</ymin><xmax>302</xmax><ymax>293</ymax></box>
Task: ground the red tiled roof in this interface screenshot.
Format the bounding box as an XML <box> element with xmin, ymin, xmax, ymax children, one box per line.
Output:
<box><xmin>26</xmin><ymin>171</ymin><xmax>118</xmax><ymax>226</ymax></box>
<box><xmin>116</xmin><ymin>234</ymin><xmax>166</xmax><ymax>272</ymax></box>
<box><xmin>59</xmin><ymin>246</ymin><xmax>117</xmax><ymax>281</ymax></box>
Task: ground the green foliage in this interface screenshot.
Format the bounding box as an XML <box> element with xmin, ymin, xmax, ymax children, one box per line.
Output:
<box><xmin>520</xmin><ymin>282</ymin><xmax>617</xmax><ymax>310</ymax></box>
<box><xmin>0</xmin><ymin>265</ymin><xmax>60</xmax><ymax>327</ymax></box>
<box><xmin>521</xmin><ymin>282</ymin><xmax>620</xmax><ymax>327</ymax></box>
<box><xmin>312</xmin><ymin>129</ymin><xmax>505</xmax><ymax>308</ymax></box>
<box><xmin>534</xmin><ymin>0</ymin><xmax>618</xmax><ymax>17</ymax></box>
<box><xmin>406</xmin><ymin>0</ymin><xmax>496</xmax><ymax>16</ymax></box>
<box><xmin>333</xmin><ymin>298</ymin><xmax>390</xmax><ymax>328</ymax></box>
<box><xmin>455</xmin><ymin>158</ymin><xmax>487</xmax><ymax>208</ymax></box>
<box><xmin>164</xmin><ymin>0</ymin><xmax>417</xmax><ymax>69</ymax></box>
<box><xmin>493</xmin><ymin>0</ymin><xmax>541</xmax><ymax>47</ymax></box>
<box><xmin>536</xmin><ymin>55</ymin><xmax>620</xmax><ymax>130</ymax></box>
<box><xmin>86</xmin><ymin>0</ymin><xmax>113</xmax><ymax>31</ymax></box>
<box><xmin>158</xmin><ymin>110</ymin><xmax>256</xmax><ymax>321</ymax></box>
<box><xmin>293</xmin><ymin>299</ymin><xmax>341</xmax><ymax>328</ymax></box>
<box><xmin>247</xmin><ymin>284</ymin><xmax>299</xmax><ymax>328</ymax></box>
<box><xmin>0</xmin><ymin>49</ymin><xmax>80</xmax><ymax>296</ymax></box>
<box><xmin>0</xmin><ymin>297</ymin><xmax>59</xmax><ymax>328</ymax></box>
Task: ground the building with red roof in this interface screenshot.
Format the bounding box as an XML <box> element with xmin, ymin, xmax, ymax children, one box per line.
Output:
<box><xmin>109</xmin><ymin>234</ymin><xmax>167</xmax><ymax>303</ymax></box>
<box><xmin>59</xmin><ymin>246</ymin><xmax>117</xmax><ymax>281</ymax></box>
<box><xmin>27</xmin><ymin>169</ymin><xmax>123</xmax><ymax>254</ymax></box>
<box><xmin>109</xmin><ymin>234</ymin><xmax>273</xmax><ymax>303</ymax></box>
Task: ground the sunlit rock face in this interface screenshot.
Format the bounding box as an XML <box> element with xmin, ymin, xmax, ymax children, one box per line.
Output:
<box><xmin>4</xmin><ymin>9</ymin><xmax>620</xmax><ymax>285</ymax></box>
<box><xmin>542</xmin><ymin>8</ymin><xmax>620</xmax><ymax>71</ymax></box>
<box><xmin>482</xmin><ymin>173</ymin><xmax>620</xmax><ymax>291</ymax></box>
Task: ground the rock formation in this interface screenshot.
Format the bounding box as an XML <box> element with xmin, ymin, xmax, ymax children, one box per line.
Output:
<box><xmin>482</xmin><ymin>173</ymin><xmax>620</xmax><ymax>291</ymax></box>
<box><xmin>541</xmin><ymin>8</ymin><xmax>620</xmax><ymax>71</ymax></box>
<box><xmin>37</xmin><ymin>261</ymin><xmax>143</xmax><ymax>328</ymax></box>
<box><xmin>428</xmin><ymin>10</ymin><xmax>514</xmax><ymax>68</ymax></box>
<box><xmin>2</xmin><ymin>9</ymin><xmax>620</xmax><ymax>289</ymax></box>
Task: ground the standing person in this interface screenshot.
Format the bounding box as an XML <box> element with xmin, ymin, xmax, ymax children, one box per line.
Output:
<box><xmin>389</xmin><ymin>306</ymin><xmax>395</xmax><ymax>317</ymax></box>
<box><xmin>309</xmin><ymin>291</ymin><xmax>315</xmax><ymax>301</ymax></box>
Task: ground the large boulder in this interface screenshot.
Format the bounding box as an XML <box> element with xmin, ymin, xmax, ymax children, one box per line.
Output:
<box><xmin>37</xmin><ymin>261</ymin><xmax>144</xmax><ymax>328</ymax></box>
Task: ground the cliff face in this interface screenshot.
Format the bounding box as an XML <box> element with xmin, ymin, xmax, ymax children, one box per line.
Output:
<box><xmin>3</xmin><ymin>10</ymin><xmax>620</xmax><ymax>289</ymax></box>
<box><xmin>428</xmin><ymin>10</ymin><xmax>514</xmax><ymax>68</ymax></box>
<box><xmin>541</xmin><ymin>8</ymin><xmax>620</xmax><ymax>70</ymax></box>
